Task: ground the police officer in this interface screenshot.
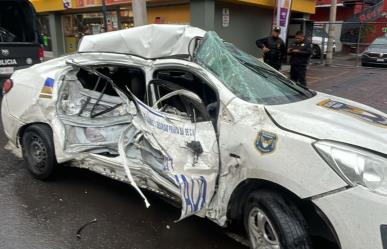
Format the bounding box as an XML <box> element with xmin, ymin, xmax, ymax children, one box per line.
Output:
<box><xmin>288</xmin><ymin>31</ymin><xmax>313</xmax><ymax>87</ymax></box>
<box><xmin>256</xmin><ymin>27</ymin><xmax>286</xmax><ymax>71</ymax></box>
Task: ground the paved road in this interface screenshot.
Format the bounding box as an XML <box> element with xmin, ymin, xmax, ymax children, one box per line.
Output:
<box><xmin>308</xmin><ymin>65</ymin><xmax>387</xmax><ymax>113</ymax></box>
<box><xmin>0</xmin><ymin>65</ymin><xmax>386</xmax><ymax>249</ymax></box>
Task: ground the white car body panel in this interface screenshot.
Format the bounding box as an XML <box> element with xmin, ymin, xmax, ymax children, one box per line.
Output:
<box><xmin>207</xmin><ymin>97</ymin><xmax>347</xmax><ymax>225</ymax></box>
<box><xmin>312</xmin><ymin>36</ymin><xmax>336</xmax><ymax>54</ymax></box>
<box><xmin>78</xmin><ymin>24</ymin><xmax>205</xmax><ymax>59</ymax></box>
<box><xmin>2</xmin><ymin>25</ymin><xmax>387</xmax><ymax>249</ymax></box>
<box><xmin>266</xmin><ymin>93</ymin><xmax>387</xmax><ymax>154</ymax></box>
<box><xmin>314</xmin><ymin>186</ymin><xmax>387</xmax><ymax>249</ymax></box>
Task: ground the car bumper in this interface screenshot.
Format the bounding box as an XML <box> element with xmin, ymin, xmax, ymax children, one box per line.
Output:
<box><xmin>0</xmin><ymin>65</ymin><xmax>34</xmax><ymax>79</ymax></box>
<box><xmin>313</xmin><ymin>186</ymin><xmax>387</xmax><ymax>249</ymax></box>
<box><xmin>1</xmin><ymin>95</ymin><xmax>24</xmax><ymax>146</ymax></box>
<box><xmin>361</xmin><ymin>57</ymin><xmax>387</xmax><ymax>66</ymax></box>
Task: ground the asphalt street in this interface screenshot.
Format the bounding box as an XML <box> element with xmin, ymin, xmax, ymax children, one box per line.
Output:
<box><xmin>307</xmin><ymin>63</ymin><xmax>387</xmax><ymax>113</ymax></box>
<box><xmin>0</xmin><ymin>64</ymin><xmax>386</xmax><ymax>249</ymax></box>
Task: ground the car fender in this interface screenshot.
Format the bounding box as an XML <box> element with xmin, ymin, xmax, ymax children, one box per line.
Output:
<box><xmin>207</xmin><ymin>99</ymin><xmax>347</xmax><ymax>225</ymax></box>
<box><xmin>5</xmin><ymin>62</ymin><xmax>72</xmax><ymax>162</ymax></box>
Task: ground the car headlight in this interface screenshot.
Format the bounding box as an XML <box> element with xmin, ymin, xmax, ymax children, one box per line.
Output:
<box><xmin>314</xmin><ymin>141</ymin><xmax>387</xmax><ymax>196</ymax></box>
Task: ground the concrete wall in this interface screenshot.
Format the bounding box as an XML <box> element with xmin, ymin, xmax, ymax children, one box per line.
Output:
<box><xmin>46</xmin><ymin>13</ymin><xmax>65</xmax><ymax>58</ymax></box>
<box><xmin>214</xmin><ymin>2</ymin><xmax>273</xmax><ymax>56</ymax></box>
<box><xmin>190</xmin><ymin>0</ymin><xmax>215</xmax><ymax>30</ymax></box>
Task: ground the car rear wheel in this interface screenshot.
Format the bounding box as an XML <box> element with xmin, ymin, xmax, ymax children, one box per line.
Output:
<box><xmin>244</xmin><ymin>190</ymin><xmax>311</xmax><ymax>249</ymax></box>
<box><xmin>21</xmin><ymin>125</ymin><xmax>58</xmax><ymax>180</ymax></box>
<box><xmin>312</xmin><ymin>45</ymin><xmax>321</xmax><ymax>58</ymax></box>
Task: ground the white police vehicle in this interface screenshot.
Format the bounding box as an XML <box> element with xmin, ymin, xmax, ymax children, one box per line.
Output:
<box><xmin>2</xmin><ymin>25</ymin><xmax>387</xmax><ymax>249</ymax></box>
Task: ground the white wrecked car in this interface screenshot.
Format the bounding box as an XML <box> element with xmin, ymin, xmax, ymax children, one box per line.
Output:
<box><xmin>2</xmin><ymin>25</ymin><xmax>387</xmax><ymax>249</ymax></box>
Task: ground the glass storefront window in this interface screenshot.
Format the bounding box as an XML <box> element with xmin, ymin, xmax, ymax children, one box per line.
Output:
<box><xmin>38</xmin><ymin>15</ymin><xmax>52</xmax><ymax>51</ymax></box>
<box><xmin>119</xmin><ymin>9</ymin><xmax>134</xmax><ymax>29</ymax></box>
<box><xmin>63</xmin><ymin>11</ymin><xmax>124</xmax><ymax>53</ymax></box>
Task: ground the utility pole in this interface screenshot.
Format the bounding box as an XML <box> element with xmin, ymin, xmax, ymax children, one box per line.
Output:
<box><xmin>102</xmin><ymin>0</ymin><xmax>108</xmax><ymax>32</ymax></box>
<box><xmin>132</xmin><ymin>0</ymin><xmax>147</xmax><ymax>26</ymax></box>
<box><xmin>326</xmin><ymin>0</ymin><xmax>337</xmax><ymax>66</ymax></box>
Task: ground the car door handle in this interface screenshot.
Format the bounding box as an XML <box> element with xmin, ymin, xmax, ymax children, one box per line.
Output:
<box><xmin>229</xmin><ymin>153</ymin><xmax>240</xmax><ymax>159</ymax></box>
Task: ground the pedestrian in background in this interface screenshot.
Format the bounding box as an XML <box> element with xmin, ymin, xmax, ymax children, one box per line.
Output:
<box><xmin>256</xmin><ymin>27</ymin><xmax>286</xmax><ymax>71</ymax></box>
<box><xmin>288</xmin><ymin>31</ymin><xmax>313</xmax><ymax>87</ymax></box>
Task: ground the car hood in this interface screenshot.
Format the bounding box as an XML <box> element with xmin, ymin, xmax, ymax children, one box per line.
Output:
<box><xmin>265</xmin><ymin>92</ymin><xmax>387</xmax><ymax>155</ymax></box>
<box><xmin>366</xmin><ymin>47</ymin><xmax>387</xmax><ymax>53</ymax></box>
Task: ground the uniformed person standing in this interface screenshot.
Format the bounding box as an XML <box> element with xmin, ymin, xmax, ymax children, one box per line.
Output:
<box><xmin>256</xmin><ymin>27</ymin><xmax>286</xmax><ymax>71</ymax></box>
<box><xmin>288</xmin><ymin>31</ymin><xmax>313</xmax><ymax>87</ymax></box>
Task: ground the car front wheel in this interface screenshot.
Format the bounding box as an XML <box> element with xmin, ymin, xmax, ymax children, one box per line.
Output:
<box><xmin>21</xmin><ymin>124</ymin><xmax>58</xmax><ymax>180</ymax></box>
<box><xmin>244</xmin><ymin>190</ymin><xmax>311</xmax><ymax>249</ymax></box>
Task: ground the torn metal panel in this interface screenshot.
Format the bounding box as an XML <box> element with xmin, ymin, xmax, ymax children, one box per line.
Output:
<box><xmin>132</xmin><ymin>95</ymin><xmax>219</xmax><ymax>219</ymax></box>
<box><xmin>57</xmin><ymin>70</ymin><xmax>133</xmax><ymax>154</ymax></box>
<box><xmin>118</xmin><ymin>125</ymin><xmax>150</xmax><ymax>208</ymax></box>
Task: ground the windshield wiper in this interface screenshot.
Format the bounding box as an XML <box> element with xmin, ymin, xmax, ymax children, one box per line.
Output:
<box><xmin>237</xmin><ymin>59</ymin><xmax>314</xmax><ymax>97</ymax></box>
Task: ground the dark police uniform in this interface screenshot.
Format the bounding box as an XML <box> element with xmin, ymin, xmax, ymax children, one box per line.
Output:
<box><xmin>288</xmin><ymin>40</ymin><xmax>313</xmax><ymax>86</ymax></box>
<box><xmin>256</xmin><ymin>36</ymin><xmax>286</xmax><ymax>70</ymax></box>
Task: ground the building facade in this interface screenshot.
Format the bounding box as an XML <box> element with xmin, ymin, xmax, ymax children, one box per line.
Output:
<box><xmin>30</xmin><ymin>0</ymin><xmax>316</xmax><ymax>57</ymax></box>
<box><xmin>311</xmin><ymin>0</ymin><xmax>387</xmax><ymax>52</ymax></box>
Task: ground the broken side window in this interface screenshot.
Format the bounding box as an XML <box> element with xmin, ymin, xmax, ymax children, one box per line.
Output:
<box><xmin>151</xmin><ymin>69</ymin><xmax>218</xmax><ymax>124</ymax></box>
<box><xmin>59</xmin><ymin>65</ymin><xmax>146</xmax><ymax>119</ymax></box>
<box><xmin>57</xmin><ymin>62</ymin><xmax>146</xmax><ymax>155</ymax></box>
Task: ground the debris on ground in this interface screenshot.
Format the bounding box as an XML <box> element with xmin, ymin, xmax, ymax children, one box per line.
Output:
<box><xmin>76</xmin><ymin>218</ymin><xmax>97</xmax><ymax>239</ymax></box>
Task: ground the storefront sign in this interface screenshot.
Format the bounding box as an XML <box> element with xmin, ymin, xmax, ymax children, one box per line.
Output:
<box><xmin>359</xmin><ymin>4</ymin><xmax>383</xmax><ymax>22</ymax></box>
<box><xmin>63</xmin><ymin>0</ymin><xmax>71</xmax><ymax>8</ymax></box>
<box><xmin>222</xmin><ymin>8</ymin><xmax>230</xmax><ymax>28</ymax></box>
<box><xmin>106</xmin><ymin>0</ymin><xmax>130</xmax><ymax>4</ymax></box>
<box><xmin>276</xmin><ymin>0</ymin><xmax>292</xmax><ymax>42</ymax></box>
<box><xmin>77</xmin><ymin>0</ymin><xmax>101</xmax><ymax>7</ymax></box>
<box><xmin>77</xmin><ymin>0</ymin><xmax>129</xmax><ymax>7</ymax></box>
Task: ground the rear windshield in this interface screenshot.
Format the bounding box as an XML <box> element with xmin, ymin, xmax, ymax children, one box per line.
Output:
<box><xmin>195</xmin><ymin>32</ymin><xmax>315</xmax><ymax>105</ymax></box>
<box><xmin>0</xmin><ymin>1</ymin><xmax>37</xmax><ymax>43</ymax></box>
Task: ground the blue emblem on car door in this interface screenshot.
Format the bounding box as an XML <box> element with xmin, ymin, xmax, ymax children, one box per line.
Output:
<box><xmin>255</xmin><ymin>130</ymin><xmax>277</xmax><ymax>154</ymax></box>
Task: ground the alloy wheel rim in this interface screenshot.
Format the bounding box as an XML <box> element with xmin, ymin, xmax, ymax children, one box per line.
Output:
<box><xmin>248</xmin><ymin>207</ymin><xmax>280</xmax><ymax>249</ymax></box>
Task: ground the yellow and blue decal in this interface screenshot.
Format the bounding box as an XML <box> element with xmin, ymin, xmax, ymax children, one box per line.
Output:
<box><xmin>255</xmin><ymin>130</ymin><xmax>278</xmax><ymax>154</ymax></box>
<box><xmin>318</xmin><ymin>99</ymin><xmax>387</xmax><ymax>128</ymax></box>
<box><xmin>39</xmin><ymin>77</ymin><xmax>54</xmax><ymax>99</ymax></box>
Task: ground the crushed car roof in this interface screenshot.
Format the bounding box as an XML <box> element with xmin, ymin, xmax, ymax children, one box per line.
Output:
<box><xmin>77</xmin><ymin>24</ymin><xmax>206</xmax><ymax>59</ymax></box>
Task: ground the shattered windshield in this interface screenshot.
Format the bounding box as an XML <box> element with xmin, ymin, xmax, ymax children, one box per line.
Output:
<box><xmin>195</xmin><ymin>32</ymin><xmax>314</xmax><ymax>105</ymax></box>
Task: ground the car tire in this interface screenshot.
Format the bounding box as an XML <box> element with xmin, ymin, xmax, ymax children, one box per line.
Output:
<box><xmin>244</xmin><ymin>190</ymin><xmax>311</xmax><ymax>249</ymax></box>
<box><xmin>21</xmin><ymin>124</ymin><xmax>58</xmax><ymax>180</ymax></box>
<box><xmin>312</xmin><ymin>45</ymin><xmax>321</xmax><ymax>59</ymax></box>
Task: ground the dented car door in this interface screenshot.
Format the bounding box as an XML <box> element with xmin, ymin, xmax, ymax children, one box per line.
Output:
<box><xmin>57</xmin><ymin>60</ymin><xmax>219</xmax><ymax>219</ymax></box>
<box><xmin>129</xmin><ymin>78</ymin><xmax>220</xmax><ymax>219</ymax></box>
